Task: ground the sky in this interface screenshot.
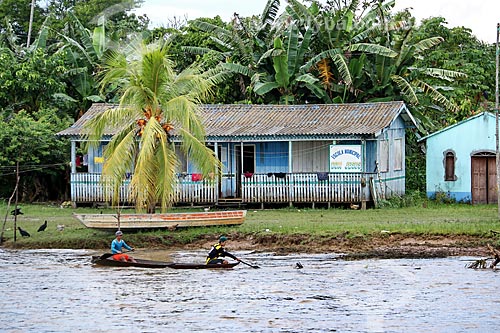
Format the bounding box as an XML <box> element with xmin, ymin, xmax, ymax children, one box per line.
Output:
<box><xmin>135</xmin><ymin>0</ymin><xmax>500</xmax><ymax>44</ymax></box>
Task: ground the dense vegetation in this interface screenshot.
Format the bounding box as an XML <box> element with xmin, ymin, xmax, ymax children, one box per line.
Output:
<box><xmin>0</xmin><ymin>0</ymin><xmax>496</xmax><ymax>202</ymax></box>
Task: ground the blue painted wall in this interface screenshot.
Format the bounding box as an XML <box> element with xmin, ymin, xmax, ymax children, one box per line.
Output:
<box><xmin>379</xmin><ymin>116</ymin><xmax>407</xmax><ymax>196</ymax></box>
<box><xmin>424</xmin><ymin>112</ymin><xmax>496</xmax><ymax>202</ymax></box>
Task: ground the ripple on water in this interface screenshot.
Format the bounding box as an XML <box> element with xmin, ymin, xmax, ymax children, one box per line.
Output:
<box><xmin>0</xmin><ymin>250</ymin><xmax>499</xmax><ymax>332</ymax></box>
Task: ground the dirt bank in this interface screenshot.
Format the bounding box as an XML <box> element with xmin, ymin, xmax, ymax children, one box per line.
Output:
<box><xmin>3</xmin><ymin>232</ymin><xmax>497</xmax><ymax>260</ymax></box>
<box><xmin>180</xmin><ymin>233</ymin><xmax>497</xmax><ymax>259</ymax></box>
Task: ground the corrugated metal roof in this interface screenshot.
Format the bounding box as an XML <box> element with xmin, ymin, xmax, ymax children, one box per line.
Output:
<box><xmin>57</xmin><ymin>101</ymin><xmax>414</xmax><ymax>139</ymax></box>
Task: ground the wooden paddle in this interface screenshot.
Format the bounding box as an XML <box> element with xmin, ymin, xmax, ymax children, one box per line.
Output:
<box><xmin>99</xmin><ymin>248</ymin><xmax>135</xmax><ymax>260</ymax></box>
<box><xmin>239</xmin><ymin>259</ymin><xmax>260</xmax><ymax>269</ymax></box>
<box><xmin>99</xmin><ymin>253</ymin><xmax>114</xmax><ymax>260</ymax></box>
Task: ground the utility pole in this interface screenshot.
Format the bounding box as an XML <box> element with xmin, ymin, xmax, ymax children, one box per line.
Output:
<box><xmin>26</xmin><ymin>0</ymin><xmax>36</xmax><ymax>47</ymax></box>
<box><xmin>496</xmin><ymin>23</ymin><xmax>499</xmax><ymax>219</ymax></box>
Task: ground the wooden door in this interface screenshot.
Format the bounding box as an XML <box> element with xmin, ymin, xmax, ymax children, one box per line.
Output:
<box><xmin>487</xmin><ymin>157</ymin><xmax>497</xmax><ymax>204</ymax></box>
<box><xmin>471</xmin><ymin>156</ymin><xmax>497</xmax><ymax>204</ymax></box>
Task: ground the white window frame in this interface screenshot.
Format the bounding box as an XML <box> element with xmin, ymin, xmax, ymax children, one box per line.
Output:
<box><xmin>393</xmin><ymin>138</ymin><xmax>403</xmax><ymax>171</ymax></box>
<box><xmin>379</xmin><ymin>140</ymin><xmax>389</xmax><ymax>172</ymax></box>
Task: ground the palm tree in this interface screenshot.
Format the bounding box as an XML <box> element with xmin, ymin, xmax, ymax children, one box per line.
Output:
<box><xmin>86</xmin><ymin>39</ymin><xmax>223</xmax><ymax>212</ymax></box>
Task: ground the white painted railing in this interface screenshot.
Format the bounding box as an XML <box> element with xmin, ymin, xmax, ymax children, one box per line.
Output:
<box><xmin>70</xmin><ymin>172</ymin><xmax>373</xmax><ymax>205</ymax></box>
<box><xmin>70</xmin><ymin>173</ymin><xmax>216</xmax><ymax>204</ymax></box>
<box><xmin>241</xmin><ymin>172</ymin><xmax>371</xmax><ymax>203</ymax></box>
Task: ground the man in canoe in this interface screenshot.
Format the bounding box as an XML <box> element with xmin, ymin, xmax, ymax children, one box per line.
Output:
<box><xmin>206</xmin><ymin>236</ymin><xmax>240</xmax><ymax>265</ymax></box>
<box><xmin>111</xmin><ymin>230</ymin><xmax>137</xmax><ymax>263</ymax></box>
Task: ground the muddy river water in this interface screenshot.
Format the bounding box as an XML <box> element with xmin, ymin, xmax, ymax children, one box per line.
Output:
<box><xmin>0</xmin><ymin>248</ymin><xmax>499</xmax><ymax>333</ymax></box>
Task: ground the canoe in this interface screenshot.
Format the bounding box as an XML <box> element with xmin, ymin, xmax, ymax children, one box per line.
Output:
<box><xmin>91</xmin><ymin>254</ymin><xmax>240</xmax><ymax>269</ymax></box>
<box><xmin>167</xmin><ymin>262</ymin><xmax>240</xmax><ymax>269</ymax></box>
<box><xmin>74</xmin><ymin>210</ymin><xmax>246</xmax><ymax>230</ymax></box>
<box><xmin>91</xmin><ymin>255</ymin><xmax>171</xmax><ymax>268</ymax></box>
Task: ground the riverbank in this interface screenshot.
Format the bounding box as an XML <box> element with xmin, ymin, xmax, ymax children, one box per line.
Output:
<box><xmin>180</xmin><ymin>232</ymin><xmax>495</xmax><ymax>259</ymax></box>
<box><xmin>1</xmin><ymin>202</ymin><xmax>500</xmax><ymax>259</ymax></box>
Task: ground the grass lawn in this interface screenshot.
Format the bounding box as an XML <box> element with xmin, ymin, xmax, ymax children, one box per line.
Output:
<box><xmin>1</xmin><ymin>201</ymin><xmax>500</xmax><ymax>250</ymax></box>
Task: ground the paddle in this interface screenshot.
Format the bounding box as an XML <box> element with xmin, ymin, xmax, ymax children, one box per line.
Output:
<box><xmin>239</xmin><ymin>259</ymin><xmax>260</xmax><ymax>269</ymax></box>
<box><xmin>99</xmin><ymin>248</ymin><xmax>135</xmax><ymax>260</ymax></box>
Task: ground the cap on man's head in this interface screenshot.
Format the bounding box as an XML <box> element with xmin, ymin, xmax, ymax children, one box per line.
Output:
<box><xmin>219</xmin><ymin>236</ymin><xmax>228</xmax><ymax>242</ymax></box>
<box><xmin>115</xmin><ymin>230</ymin><xmax>123</xmax><ymax>236</ymax></box>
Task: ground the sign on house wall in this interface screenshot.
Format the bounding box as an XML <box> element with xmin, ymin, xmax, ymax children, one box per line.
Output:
<box><xmin>329</xmin><ymin>145</ymin><xmax>362</xmax><ymax>172</ymax></box>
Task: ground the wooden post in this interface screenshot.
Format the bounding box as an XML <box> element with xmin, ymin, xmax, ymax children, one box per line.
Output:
<box><xmin>13</xmin><ymin>161</ymin><xmax>20</xmax><ymax>242</ymax></box>
<box><xmin>496</xmin><ymin>23</ymin><xmax>500</xmax><ymax>219</ymax></box>
<box><xmin>214</xmin><ymin>142</ymin><xmax>219</xmax><ymax>206</ymax></box>
<box><xmin>0</xmin><ymin>166</ymin><xmax>21</xmax><ymax>244</ymax></box>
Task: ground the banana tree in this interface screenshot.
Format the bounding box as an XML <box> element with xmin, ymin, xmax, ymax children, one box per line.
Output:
<box><xmin>249</xmin><ymin>23</ymin><xmax>330</xmax><ymax>104</ymax></box>
<box><xmin>183</xmin><ymin>0</ymin><xmax>281</xmax><ymax>101</ymax></box>
<box><xmin>56</xmin><ymin>12</ymin><xmax>109</xmax><ymax>118</ymax></box>
<box><xmin>365</xmin><ymin>26</ymin><xmax>467</xmax><ymax>134</ymax></box>
<box><xmin>284</xmin><ymin>0</ymin><xmax>398</xmax><ymax>103</ymax></box>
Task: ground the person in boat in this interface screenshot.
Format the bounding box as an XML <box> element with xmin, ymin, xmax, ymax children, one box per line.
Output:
<box><xmin>206</xmin><ymin>236</ymin><xmax>240</xmax><ymax>265</ymax></box>
<box><xmin>111</xmin><ymin>230</ymin><xmax>137</xmax><ymax>263</ymax></box>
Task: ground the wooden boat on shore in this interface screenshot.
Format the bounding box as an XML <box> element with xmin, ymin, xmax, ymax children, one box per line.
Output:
<box><xmin>74</xmin><ymin>210</ymin><xmax>246</xmax><ymax>230</ymax></box>
<box><xmin>91</xmin><ymin>255</ymin><xmax>171</xmax><ymax>268</ymax></box>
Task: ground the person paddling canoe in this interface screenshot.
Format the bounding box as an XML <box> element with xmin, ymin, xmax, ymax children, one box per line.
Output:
<box><xmin>206</xmin><ymin>236</ymin><xmax>240</xmax><ymax>265</ymax></box>
<box><xmin>111</xmin><ymin>230</ymin><xmax>137</xmax><ymax>263</ymax></box>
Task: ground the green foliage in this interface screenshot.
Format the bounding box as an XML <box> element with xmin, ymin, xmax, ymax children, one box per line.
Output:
<box><xmin>376</xmin><ymin>190</ymin><xmax>427</xmax><ymax>208</ymax></box>
<box><xmin>0</xmin><ymin>108</ymin><xmax>71</xmax><ymax>200</ymax></box>
<box><xmin>412</xmin><ymin>17</ymin><xmax>496</xmax><ymax>121</ymax></box>
<box><xmin>0</xmin><ymin>0</ymin><xmax>47</xmax><ymax>41</ymax></box>
<box><xmin>0</xmin><ymin>47</ymin><xmax>69</xmax><ymax>115</ymax></box>
<box><xmin>404</xmin><ymin>130</ymin><xmax>426</xmax><ymax>192</ymax></box>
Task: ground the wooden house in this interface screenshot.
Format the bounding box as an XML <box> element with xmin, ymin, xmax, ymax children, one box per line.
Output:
<box><xmin>419</xmin><ymin>112</ymin><xmax>497</xmax><ymax>204</ymax></box>
<box><xmin>57</xmin><ymin>102</ymin><xmax>416</xmax><ymax>208</ymax></box>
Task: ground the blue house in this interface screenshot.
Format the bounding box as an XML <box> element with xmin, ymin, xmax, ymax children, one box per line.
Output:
<box><xmin>57</xmin><ymin>102</ymin><xmax>416</xmax><ymax>208</ymax></box>
<box><xmin>419</xmin><ymin>112</ymin><xmax>497</xmax><ymax>204</ymax></box>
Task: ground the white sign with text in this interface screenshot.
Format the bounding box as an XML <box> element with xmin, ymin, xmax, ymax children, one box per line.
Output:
<box><xmin>329</xmin><ymin>145</ymin><xmax>362</xmax><ymax>172</ymax></box>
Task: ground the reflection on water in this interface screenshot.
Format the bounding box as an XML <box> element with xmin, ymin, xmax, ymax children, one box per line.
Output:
<box><xmin>0</xmin><ymin>248</ymin><xmax>499</xmax><ymax>333</ymax></box>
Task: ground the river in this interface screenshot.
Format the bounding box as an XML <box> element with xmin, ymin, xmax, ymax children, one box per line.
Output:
<box><xmin>0</xmin><ymin>248</ymin><xmax>498</xmax><ymax>333</ymax></box>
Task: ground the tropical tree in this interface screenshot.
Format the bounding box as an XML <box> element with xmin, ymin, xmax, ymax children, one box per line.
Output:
<box><xmin>56</xmin><ymin>12</ymin><xmax>111</xmax><ymax>118</ymax></box>
<box><xmin>248</xmin><ymin>24</ymin><xmax>328</xmax><ymax>104</ymax></box>
<box><xmin>364</xmin><ymin>9</ymin><xmax>468</xmax><ymax>134</ymax></box>
<box><xmin>185</xmin><ymin>0</ymin><xmax>282</xmax><ymax>102</ymax></box>
<box><xmin>0</xmin><ymin>20</ymin><xmax>69</xmax><ymax>116</ymax></box>
<box><xmin>284</xmin><ymin>0</ymin><xmax>398</xmax><ymax>103</ymax></box>
<box><xmin>0</xmin><ymin>0</ymin><xmax>47</xmax><ymax>43</ymax></box>
<box><xmin>412</xmin><ymin>17</ymin><xmax>496</xmax><ymax>121</ymax></box>
<box><xmin>0</xmin><ymin>108</ymin><xmax>71</xmax><ymax>200</ymax></box>
<box><xmin>86</xmin><ymin>39</ymin><xmax>224</xmax><ymax>212</ymax></box>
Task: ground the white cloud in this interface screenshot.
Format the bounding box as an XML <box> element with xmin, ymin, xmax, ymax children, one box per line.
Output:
<box><xmin>393</xmin><ymin>0</ymin><xmax>499</xmax><ymax>43</ymax></box>
<box><xmin>136</xmin><ymin>0</ymin><xmax>500</xmax><ymax>43</ymax></box>
<box><xmin>135</xmin><ymin>0</ymin><xmax>269</xmax><ymax>27</ymax></box>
